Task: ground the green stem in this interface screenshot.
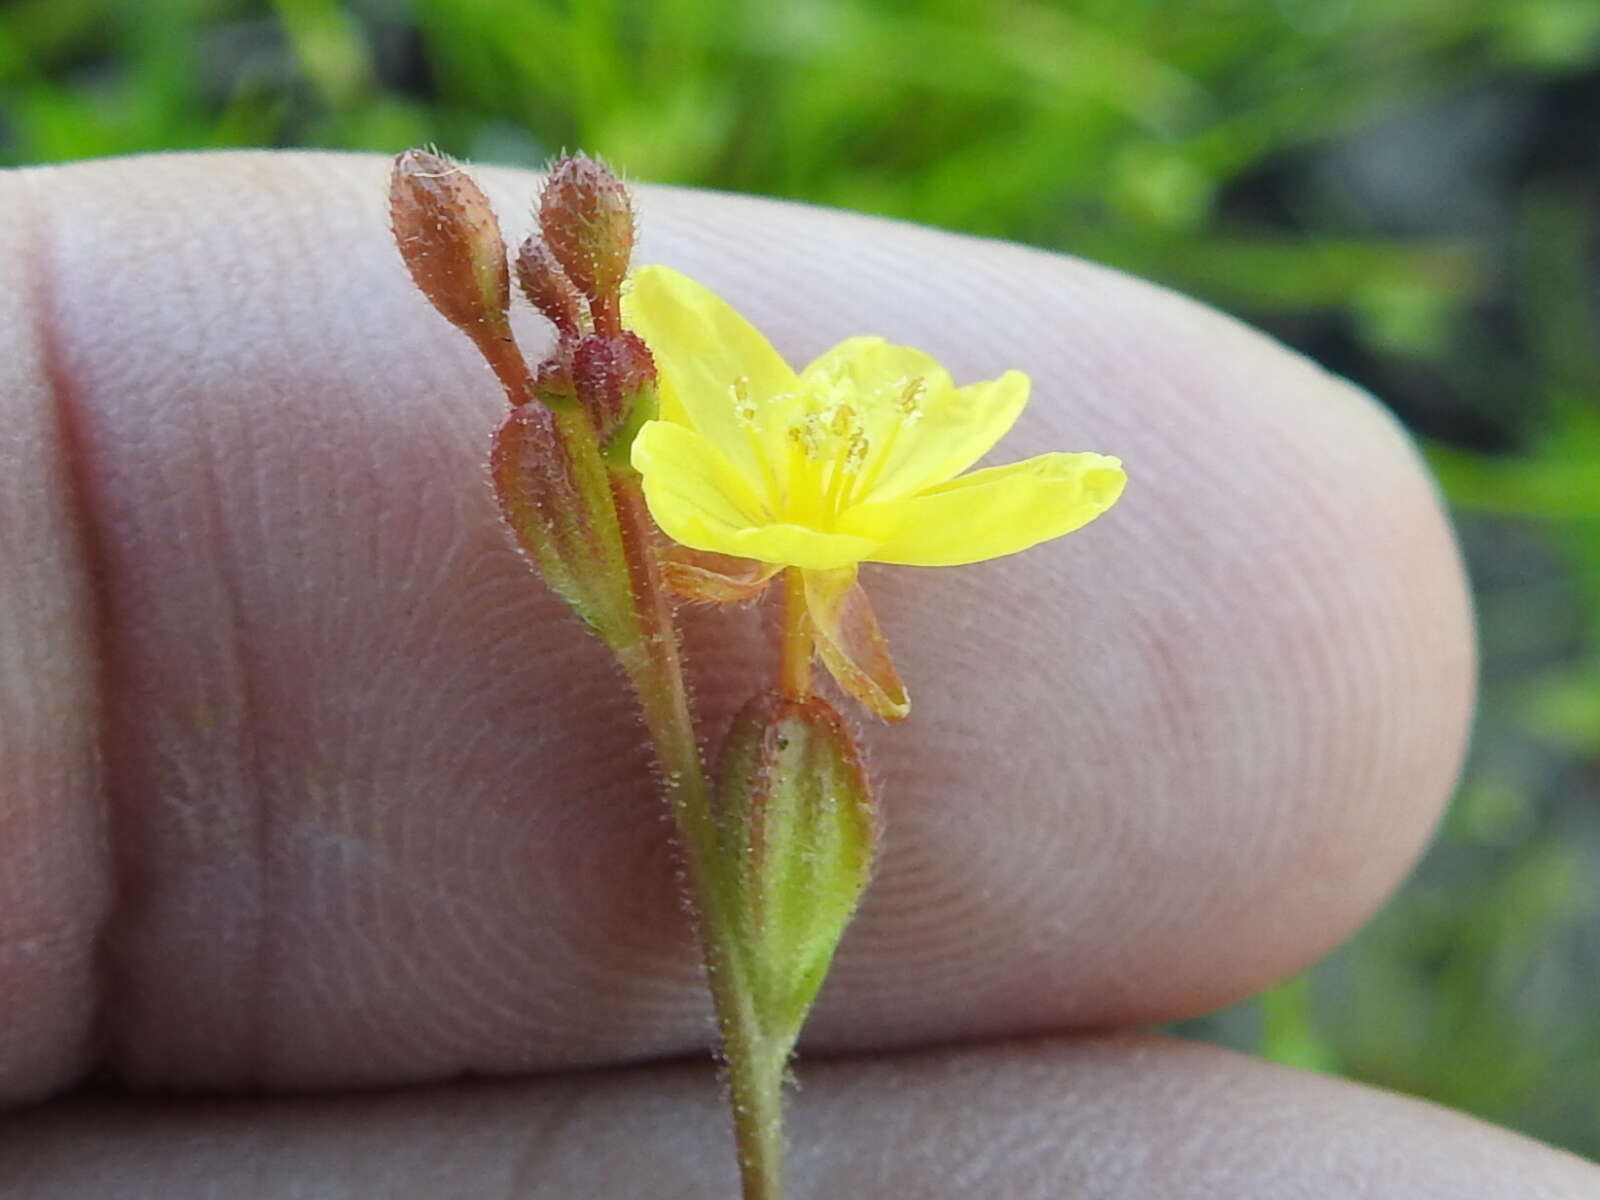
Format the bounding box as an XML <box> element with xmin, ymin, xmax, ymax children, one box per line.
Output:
<box><xmin>611</xmin><ymin>481</ymin><xmax>787</xmax><ymax>1200</ymax></box>
<box><xmin>778</xmin><ymin>568</ymin><xmax>813</xmax><ymax>702</ymax></box>
<box><xmin>555</xmin><ymin>404</ymin><xmax>786</xmax><ymax>1199</ymax></box>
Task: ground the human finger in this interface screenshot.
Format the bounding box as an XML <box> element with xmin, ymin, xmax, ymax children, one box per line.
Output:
<box><xmin>5</xmin><ymin>1037</ymin><xmax>1591</xmax><ymax>1198</ymax></box>
<box><xmin>0</xmin><ymin>153</ymin><xmax>1471</xmax><ymax>1099</ymax></box>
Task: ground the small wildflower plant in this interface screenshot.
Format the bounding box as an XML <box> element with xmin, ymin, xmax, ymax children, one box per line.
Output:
<box><xmin>389</xmin><ymin>149</ymin><xmax>1125</xmax><ymax>1200</ymax></box>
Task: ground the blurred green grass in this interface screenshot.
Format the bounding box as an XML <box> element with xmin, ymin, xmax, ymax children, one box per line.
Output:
<box><xmin>4</xmin><ymin>0</ymin><xmax>1596</xmax><ymax>1161</ymax></box>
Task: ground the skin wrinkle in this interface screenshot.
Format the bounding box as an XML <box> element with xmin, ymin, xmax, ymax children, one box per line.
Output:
<box><xmin>2</xmin><ymin>1037</ymin><xmax>1596</xmax><ymax>1198</ymax></box>
<box><xmin>201</xmin><ymin>363</ymin><xmax>276</xmax><ymax>1090</ymax></box>
<box><xmin>3</xmin><ymin>168</ymin><xmax>110</xmax><ymax>1102</ymax></box>
<box><xmin>78</xmin><ymin>163</ymin><xmax>279</xmax><ymax>1090</ymax></box>
<box><xmin>0</xmin><ymin>153</ymin><xmax>1475</xmax><ymax>1099</ymax></box>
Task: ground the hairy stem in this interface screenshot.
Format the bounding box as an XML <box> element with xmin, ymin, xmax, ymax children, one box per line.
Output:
<box><xmin>558</xmin><ymin>401</ymin><xmax>785</xmax><ymax>1199</ymax></box>
<box><xmin>610</xmin><ymin>481</ymin><xmax>787</xmax><ymax>1200</ymax></box>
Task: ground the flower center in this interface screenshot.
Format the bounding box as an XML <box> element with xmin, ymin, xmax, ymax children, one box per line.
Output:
<box><xmin>761</xmin><ymin>372</ymin><xmax>926</xmax><ymax>528</ymax></box>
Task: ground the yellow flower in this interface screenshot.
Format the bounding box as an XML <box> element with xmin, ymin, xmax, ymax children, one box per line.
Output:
<box><xmin>625</xmin><ymin>264</ymin><xmax>1125</xmax><ymax>717</ymax></box>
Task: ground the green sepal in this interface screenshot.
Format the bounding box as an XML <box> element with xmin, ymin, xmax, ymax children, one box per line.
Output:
<box><xmin>603</xmin><ymin>379</ymin><xmax>659</xmax><ymax>470</ymax></box>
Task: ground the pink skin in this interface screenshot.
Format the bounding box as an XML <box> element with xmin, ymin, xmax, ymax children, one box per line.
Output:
<box><xmin>1</xmin><ymin>153</ymin><xmax>1586</xmax><ymax>1196</ymax></box>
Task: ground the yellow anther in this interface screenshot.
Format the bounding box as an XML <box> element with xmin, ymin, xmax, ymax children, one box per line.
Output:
<box><xmin>845</xmin><ymin>430</ymin><xmax>870</xmax><ymax>472</ymax></box>
<box><xmin>897</xmin><ymin>376</ymin><xmax>926</xmax><ymax>416</ymax></box>
<box><xmin>788</xmin><ymin>422</ymin><xmax>818</xmax><ymax>458</ymax></box>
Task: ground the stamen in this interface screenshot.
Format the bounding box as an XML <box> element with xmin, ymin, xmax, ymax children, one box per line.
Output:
<box><xmin>898</xmin><ymin>376</ymin><xmax>926</xmax><ymax>422</ymax></box>
<box><xmin>816</xmin><ymin>405</ymin><xmax>870</xmax><ymax>519</ymax></box>
<box><xmin>843</xmin><ymin>378</ymin><xmax>921</xmax><ymax>506</ymax></box>
<box><xmin>731</xmin><ymin>375</ymin><xmax>758</xmax><ymax>428</ymax></box>
<box><xmin>846</xmin><ymin>430</ymin><xmax>869</xmax><ymax>471</ymax></box>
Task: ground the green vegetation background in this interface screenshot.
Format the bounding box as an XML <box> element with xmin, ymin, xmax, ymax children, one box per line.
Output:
<box><xmin>4</xmin><ymin>0</ymin><xmax>1596</xmax><ymax>1160</ymax></box>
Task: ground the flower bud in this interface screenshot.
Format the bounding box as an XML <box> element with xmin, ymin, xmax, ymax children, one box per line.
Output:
<box><xmin>491</xmin><ymin>404</ymin><xmax>625</xmax><ymax>642</ymax></box>
<box><xmin>538</xmin><ymin>155</ymin><xmax>634</xmax><ymax>318</ymax></box>
<box><xmin>390</xmin><ymin>149</ymin><xmax>511</xmax><ymax>337</ymax></box>
<box><xmin>573</xmin><ymin>331</ymin><xmax>657</xmax><ymax>440</ymax></box>
<box><xmin>390</xmin><ymin>149</ymin><xmax>528</xmax><ymax>402</ymax></box>
<box><xmin>516</xmin><ymin>236</ymin><xmax>586</xmax><ymax>340</ymax></box>
<box><xmin>713</xmin><ymin>692</ymin><xmax>877</xmax><ymax>1048</ymax></box>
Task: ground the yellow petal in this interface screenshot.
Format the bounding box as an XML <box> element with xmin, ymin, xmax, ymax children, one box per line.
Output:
<box><xmin>857</xmin><ymin>452</ymin><xmax>1126</xmax><ymax>567</ymax></box>
<box><xmin>632</xmin><ymin>420</ymin><xmax>770</xmax><ymax>550</ymax></box>
<box><xmin>868</xmin><ymin>369</ymin><xmax>1032</xmax><ymax>501</ymax></box>
<box><xmin>634</xmin><ymin>421</ymin><xmax>877</xmax><ymax>569</ymax></box>
<box><xmin>797</xmin><ymin>338</ymin><xmax>949</xmax><ymax>499</ymax></box>
<box><xmin>719</xmin><ymin>523</ymin><xmax>877</xmax><ymax>572</ymax></box>
<box><xmin>623</xmin><ymin>265</ymin><xmax>798</xmax><ymax>489</ymax></box>
<box><xmin>799</xmin><ymin>337</ymin><xmax>955</xmax><ymax>420</ymax></box>
<box><xmin>800</xmin><ymin>339</ymin><xmax>1031</xmax><ymax>502</ymax></box>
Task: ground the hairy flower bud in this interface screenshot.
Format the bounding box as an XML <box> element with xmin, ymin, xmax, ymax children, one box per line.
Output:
<box><xmin>573</xmin><ymin>331</ymin><xmax>657</xmax><ymax>440</ymax></box>
<box><xmin>491</xmin><ymin>403</ymin><xmax>625</xmax><ymax>641</ymax></box>
<box><xmin>390</xmin><ymin>149</ymin><xmax>528</xmax><ymax>401</ymax></box>
<box><xmin>713</xmin><ymin>692</ymin><xmax>877</xmax><ymax>1050</ymax></box>
<box><xmin>539</xmin><ymin>155</ymin><xmax>634</xmax><ymax>323</ymax></box>
<box><xmin>516</xmin><ymin>235</ymin><xmax>586</xmax><ymax>341</ymax></box>
<box><xmin>390</xmin><ymin>149</ymin><xmax>510</xmax><ymax>335</ymax></box>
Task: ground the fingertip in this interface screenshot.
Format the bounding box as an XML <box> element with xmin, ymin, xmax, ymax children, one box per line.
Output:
<box><xmin>610</xmin><ymin>187</ymin><xmax>1475</xmax><ymax>1037</ymax></box>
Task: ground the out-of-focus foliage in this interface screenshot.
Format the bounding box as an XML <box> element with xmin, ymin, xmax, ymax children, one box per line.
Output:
<box><xmin>3</xmin><ymin>0</ymin><xmax>1596</xmax><ymax>1161</ymax></box>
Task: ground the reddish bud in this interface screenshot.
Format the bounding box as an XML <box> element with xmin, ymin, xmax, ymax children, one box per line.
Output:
<box><xmin>614</xmin><ymin>330</ymin><xmax>656</xmax><ymax>387</ymax></box>
<box><xmin>390</xmin><ymin>149</ymin><xmax>528</xmax><ymax>402</ymax></box>
<box><xmin>491</xmin><ymin>404</ymin><xmax>619</xmax><ymax>639</ymax></box>
<box><xmin>572</xmin><ymin>331</ymin><xmax>656</xmax><ymax>432</ymax></box>
<box><xmin>538</xmin><ymin>155</ymin><xmax>634</xmax><ymax>319</ymax></box>
<box><xmin>516</xmin><ymin>236</ymin><xmax>586</xmax><ymax>340</ymax></box>
<box><xmin>390</xmin><ymin>149</ymin><xmax>511</xmax><ymax>335</ymax></box>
